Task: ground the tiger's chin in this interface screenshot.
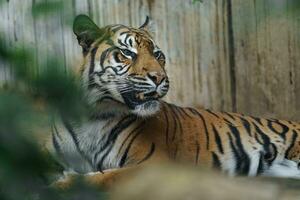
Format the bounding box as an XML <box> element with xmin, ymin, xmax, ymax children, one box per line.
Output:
<box><xmin>121</xmin><ymin>91</ymin><xmax>162</xmax><ymax>117</ymax></box>
<box><xmin>92</xmin><ymin>98</ymin><xmax>161</xmax><ymax>118</ymax></box>
<box><xmin>131</xmin><ymin>100</ymin><xmax>161</xmax><ymax>117</ymax></box>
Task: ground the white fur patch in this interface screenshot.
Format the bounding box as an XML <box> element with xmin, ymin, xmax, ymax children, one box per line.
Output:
<box><xmin>86</xmin><ymin>168</ymin><xmax>118</xmax><ymax>176</ymax></box>
<box><xmin>248</xmin><ymin>152</ymin><xmax>261</xmax><ymax>176</ymax></box>
<box><xmin>262</xmin><ymin>159</ymin><xmax>300</xmax><ymax>179</ymax></box>
<box><xmin>132</xmin><ymin>101</ymin><xmax>161</xmax><ymax>117</ymax></box>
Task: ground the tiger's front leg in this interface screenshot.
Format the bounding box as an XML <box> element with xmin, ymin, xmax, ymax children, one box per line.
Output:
<box><xmin>53</xmin><ymin>167</ymin><xmax>137</xmax><ymax>190</ymax></box>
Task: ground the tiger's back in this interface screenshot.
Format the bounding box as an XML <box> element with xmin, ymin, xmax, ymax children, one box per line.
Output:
<box><xmin>112</xmin><ymin>102</ymin><xmax>300</xmax><ymax>177</ymax></box>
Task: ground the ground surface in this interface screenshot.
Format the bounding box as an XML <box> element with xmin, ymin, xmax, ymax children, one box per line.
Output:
<box><xmin>110</xmin><ymin>164</ymin><xmax>300</xmax><ymax>200</ymax></box>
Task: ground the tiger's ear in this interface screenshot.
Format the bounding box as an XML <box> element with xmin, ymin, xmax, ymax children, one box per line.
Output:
<box><xmin>139</xmin><ymin>16</ymin><xmax>156</xmax><ymax>36</ymax></box>
<box><xmin>73</xmin><ymin>15</ymin><xmax>104</xmax><ymax>54</ymax></box>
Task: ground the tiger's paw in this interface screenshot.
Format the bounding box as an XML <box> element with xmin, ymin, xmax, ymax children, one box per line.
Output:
<box><xmin>262</xmin><ymin>159</ymin><xmax>300</xmax><ymax>179</ymax></box>
<box><xmin>84</xmin><ymin>169</ymin><xmax>120</xmax><ymax>188</ymax></box>
<box><xmin>51</xmin><ymin>169</ymin><xmax>118</xmax><ymax>190</ymax></box>
<box><xmin>51</xmin><ymin>173</ymin><xmax>78</xmax><ymax>190</ymax></box>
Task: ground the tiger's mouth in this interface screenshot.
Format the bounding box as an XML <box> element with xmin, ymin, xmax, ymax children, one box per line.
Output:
<box><xmin>121</xmin><ymin>91</ymin><xmax>161</xmax><ymax>109</ymax></box>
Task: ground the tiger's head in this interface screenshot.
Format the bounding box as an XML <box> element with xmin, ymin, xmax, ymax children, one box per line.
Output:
<box><xmin>73</xmin><ymin>15</ymin><xmax>169</xmax><ymax>117</ymax></box>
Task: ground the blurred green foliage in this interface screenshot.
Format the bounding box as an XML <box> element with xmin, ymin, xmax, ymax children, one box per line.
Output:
<box><xmin>0</xmin><ymin>1</ymin><xmax>107</xmax><ymax>200</ymax></box>
<box><xmin>192</xmin><ymin>0</ymin><xmax>203</xmax><ymax>3</ymax></box>
<box><xmin>32</xmin><ymin>1</ymin><xmax>64</xmax><ymax>18</ymax></box>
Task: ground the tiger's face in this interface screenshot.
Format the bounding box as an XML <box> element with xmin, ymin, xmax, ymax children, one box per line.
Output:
<box><xmin>74</xmin><ymin>15</ymin><xmax>169</xmax><ymax>116</ymax></box>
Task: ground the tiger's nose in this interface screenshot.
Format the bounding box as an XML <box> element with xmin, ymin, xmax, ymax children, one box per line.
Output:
<box><xmin>147</xmin><ymin>71</ymin><xmax>166</xmax><ymax>85</ymax></box>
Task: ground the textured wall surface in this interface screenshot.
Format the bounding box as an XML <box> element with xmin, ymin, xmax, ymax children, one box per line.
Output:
<box><xmin>0</xmin><ymin>0</ymin><xmax>300</xmax><ymax>120</ymax></box>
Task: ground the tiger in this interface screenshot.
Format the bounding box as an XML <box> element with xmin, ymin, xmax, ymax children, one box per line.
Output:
<box><xmin>49</xmin><ymin>14</ymin><xmax>300</xmax><ymax>188</ymax></box>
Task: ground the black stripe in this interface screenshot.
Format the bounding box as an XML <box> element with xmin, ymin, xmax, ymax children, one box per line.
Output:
<box><xmin>179</xmin><ymin>106</ymin><xmax>193</xmax><ymax>119</ymax></box>
<box><xmin>112</xmin><ymin>26</ymin><xmax>126</xmax><ymax>32</ymax></box>
<box><xmin>171</xmin><ymin>106</ymin><xmax>183</xmax><ymax>140</ymax></box>
<box><xmin>251</xmin><ymin>117</ymin><xmax>263</xmax><ymax>126</ymax></box>
<box><xmin>188</xmin><ymin>108</ymin><xmax>210</xmax><ymax>150</ymax></box>
<box><xmin>162</xmin><ymin>105</ymin><xmax>170</xmax><ymax>146</ymax></box>
<box><xmin>180</xmin><ymin>108</ymin><xmax>194</xmax><ymax>119</ymax></box>
<box><xmin>124</xmin><ymin>34</ymin><xmax>131</xmax><ymax>45</ymax></box>
<box><xmin>97</xmin><ymin>147</ymin><xmax>112</xmax><ymax>173</ymax></box>
<box><xmin>172</xmin><ymin>105</ymin><xmax>190</xmax><ymax>120</ymax></box>
<box><xmin>53</xmin><ymin>123</ymin><xmax>62</xmax><ymax>140</ymax></box>
<box><xmin>89</xmin><ymin>47</ymin><xmax>98</xmax><ymax>76</ymax></box>
<box><xmin>285</xmin><ymin>130</ymin><xmax>298</xmax><ymax>159</ymax></box>
<box><xmin>257</xmin><ymin>152</ymin><xmax>265</xmax><ymax>175</ymax></box>
<box><xmin>195</xmin><ymin>141</ymin><xmax>200</xmax><ymax>164</ymax></box>
<box><xmin>267</xmin><ymin>119</ymin><xmax>288</xmax><ymax>140</ymax></box>
<box><xmin>225</xmin><ymin>112</ymin><xmax>236</xmax><ymax>120</ymax></box>
<box><xmin>212</xmin><ymin>152</ymin><xmax>221</xmax><ymax>169</ymax></box>
<box><xmin>117</xmin><ymin>122</ymin><xmax>145</xmax><ymax>157</ymax></box>
<box><xmin>137</xmin><ymin>143</ymin><xmax>156</xmax><ymax>164</ymax></box>
<box><xmin>227</xmin><ymin>132</ymin><xmax>241</xmax><ymax>173</ymax></box>
<box><xmin>113</xmin><ymin>52</ymin><xmax>121</xmax><ymax>63</ymax></box>
<box><xmin>95</xmin><ymin>115</ymin><xmax>137</xmax><ymax>169</ymax></box>
<box><xmin>253</xmin><ymin>124</ymin><xmax>271</xmax><ymax>151</ymax></box>
<box><xmin>167</xmin><ymin>105</ymin><xmax>178</xmax><ymax>141</ymax></box>
<box><xmin>62</xmin><ymin>119</ymin><xmax>93</xmax><ymax>169</ymax></box>
<box><xmin>212</xmin><ymin>125</ymin><xmax>224</xmax><ymax>154</ymax></box>
<box><xmin>117</xmin><ymin>65</ymin><xmax>131</xmax><ymax>75</ymax></box>
<box><xmin>254</xmin><ymin>131</ymin><xmax>264</xmax><ymax>145</ymax></box>
<box><xmin>100</xmin><ymin>47</ymin><xmax>115</xmax><ymax>68</ymax></box>
<box><xmin>264</xmin><ymin>143</ymin><xmax>277</xmax><ymax>164</ymax></box>
<box><xmin>253</xmin><ymin>124</ymin><xmax>278</xmax><ymax>166</ymax></box>
<box><xmin>228</xmin><ymin>124</ymin><xmax>250</xmax><ymax>175</ymax></box>
<box><xmin>117</xmin><ymin>39</ymin><xmax>127</xmax><ymax>47</ymax></box>
<box><xmin>240</xmin><ymin>117</ymin><xmax>252</xmax><ymax>136</ymax></box>
<box><xmin>100</xmin><ymin>115</ymin><xmax>137</xmax><ymax>151</ymax></box>
<box><xmin>119</xmin><ymin>129</ymin><xmax>143</xmax><ymax>167</ymax></box>
<box><xmin>129</xmin><ymin>38</ymin><xmax>133</xmax><ymax>47</ymax></box>
<box><xmin>205</xmin><ymin>109</ymin><xmax>220</xmax><ymax>118</ymax></box>
<box><xmin>52</xmin><ymin>132</ymin><xmax>60</xmax><ymax>153</ymax></box>
<box><xmin>223</xmin><ymin>118</ymin><xmax>233</xmax><ymax>125</ymax></box>
<box><xmin>87</xmin><ymin>47</ymin><xmax>99</xmax><ymax>89</ymax></box>
<box><xmin>119</xmin><ymin>30</ymin><xmax>130</xmax><ymax>35</ymax></box>
<box><xmin>173</xmin><ymin>106</ymin><xmax>185</xmax><ymax>119</ymax></box>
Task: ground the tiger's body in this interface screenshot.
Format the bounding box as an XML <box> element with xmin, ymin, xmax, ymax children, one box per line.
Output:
<box><xmin>49</xmin><ymin>15</ymin><xmax>300</xmax><ymax>188</ymax></box>
<box><xmin>51</xmin><ymin>102</ymin><xmax>300</xmax><ymax>178</ymax></box>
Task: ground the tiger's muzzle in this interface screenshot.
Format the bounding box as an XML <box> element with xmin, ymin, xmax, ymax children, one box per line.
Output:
<box><xmin>122</xmin><ymin>75</ymin><xmax>169</xmax><ymax>109</ymax></box>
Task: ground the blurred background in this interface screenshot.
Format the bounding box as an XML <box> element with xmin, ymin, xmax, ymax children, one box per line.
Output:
<box><xmin>1</xmin><ymin>0</ymin><xmax>300</xmax><ymax>120</ymax></box>
<box><xmin>1</xmin><ymin>0</ymin><xmax>300</xmax><ymax>200</ymax></box>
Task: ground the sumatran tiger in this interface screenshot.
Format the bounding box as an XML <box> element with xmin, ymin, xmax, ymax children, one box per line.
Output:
<box><xmin>48</xmin><ymin>15</ymin><xmax>300</xmax><ymax>188</ymax></box>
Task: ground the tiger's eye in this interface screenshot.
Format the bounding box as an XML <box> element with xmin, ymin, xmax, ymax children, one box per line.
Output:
<box><xmin>154</xmin><ymin>51</ymin><xmax>161</xmax><ymax>59</ymax></box>
<box><xmin>121</xmin><ymin>49</ymin><xmax>136</xmax><ymax>59</ymax></box>
<box><xmin>154</xmin><ymin>51</ymin><xmax>165</xmax><ymax>61</ymax></box>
